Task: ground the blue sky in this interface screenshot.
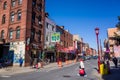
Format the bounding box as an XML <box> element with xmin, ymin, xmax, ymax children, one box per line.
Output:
<box><xmin>45</xmin><ymin>0</ymin><xmax>120</xmax><ymax>49</ymax></box>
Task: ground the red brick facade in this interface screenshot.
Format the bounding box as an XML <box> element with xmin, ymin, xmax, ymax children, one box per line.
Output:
<box><xmin>0</xmin><ymin>0</ymin><xmax>45</xmax><ymax>66</ymax></box>
<box><xmin>56</xmin><ymin>26</ymin><xmax>73</xmax><ymax>48</ymax></box>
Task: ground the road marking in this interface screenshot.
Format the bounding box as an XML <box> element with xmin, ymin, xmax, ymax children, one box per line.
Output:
<box><xmin>77</xmin><ymin>73</ymin><xmax>80</xmax><ymax>76</ymax></box>
<box><xmin>1</xmin><ymin>75</ymin><xmax>11</xmax><ymax>78</ymax></box>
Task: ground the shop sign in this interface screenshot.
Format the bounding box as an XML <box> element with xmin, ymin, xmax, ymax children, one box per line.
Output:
<box><xmin>51</xmin><ymin>32</ymin><xmax>60</xmax><ymax>42</ymax></box>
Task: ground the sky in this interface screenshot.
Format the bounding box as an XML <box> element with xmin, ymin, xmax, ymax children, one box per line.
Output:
<box><xmin>45</xmin><ymin>0</ymin><xmax>120</xmax><ymax>50</ymax></box>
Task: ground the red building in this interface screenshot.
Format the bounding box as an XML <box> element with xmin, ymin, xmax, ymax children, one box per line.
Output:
<box><xmin>0</xmin><ymin>0</ymin><xmax>45</xmax><ymax>66</ymax></box>
<box><xmin>56</xmin><ymin>26</ymin><xmax>74</xmax><ymax>61</ymax></box>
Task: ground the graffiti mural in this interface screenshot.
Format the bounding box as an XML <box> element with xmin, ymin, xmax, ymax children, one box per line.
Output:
<box><xmin>9</xmin><ymin>41</ymin><xmax>25</xmax><ymax>64</ymax></box>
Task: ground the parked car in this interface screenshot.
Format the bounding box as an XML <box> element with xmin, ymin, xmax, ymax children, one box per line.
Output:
<box><xmin>85</xmin><ymin>56</ymin><xmax>91</xmax><ymax>60</ymax></box>
<box><xmin>92</xmin><ymin>56</ymin><xmax>98</xmax><ymax>59</ymax></box>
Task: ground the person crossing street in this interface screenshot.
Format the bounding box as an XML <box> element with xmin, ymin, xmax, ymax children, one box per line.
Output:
<box><xmin>79</xmin><ymin>58</ymin><xmax>87</xmax><ymax>77</ymax></box>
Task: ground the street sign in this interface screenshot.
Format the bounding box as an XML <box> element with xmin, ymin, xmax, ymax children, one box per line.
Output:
<box><xmin>51</xmin><ymin>32</ymin><xmax>60</xmax><ymax>42</ymax></box>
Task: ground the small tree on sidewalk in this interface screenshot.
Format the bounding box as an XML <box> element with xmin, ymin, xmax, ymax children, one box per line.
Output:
<box><xmin>114</xmin><ymin>16</ymin><xmax>120</xmax><ymax>45</ymax></box>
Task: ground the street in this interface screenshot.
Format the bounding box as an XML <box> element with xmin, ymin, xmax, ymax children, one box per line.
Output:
<box><xmin>0</xmin><ymin>59</ymin><xmax>100</xmax><ymax>80</ymax></box>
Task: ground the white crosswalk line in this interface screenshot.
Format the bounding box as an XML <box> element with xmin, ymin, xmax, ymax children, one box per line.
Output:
<box><xmin>1</xmin><ymin>75</ymin><xmax>11</xmax><ymax>78</ymax></box>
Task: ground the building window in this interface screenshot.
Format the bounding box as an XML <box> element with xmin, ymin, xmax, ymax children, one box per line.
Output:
<box><xmin>32</xmin><ymin>0</ymin><xmax>36</xmax><ymax>6</ymax></box>
<box><xmin>18</xmin><ymin>0</ymin><xmax>22</xmax><ymax>5</ymax></box>
<box><xmin>46</xmin><ymin>35</ymin><xmax>48</xmax><ymax>41</ymax></box>
<box><xmin>46</xmin><ymin>23</ymin><xmax>49</xmax><ymax>29</ymax></box>
<box><xmin>31</xmin><ymin>28</ymin><xmax>35</xmax><ymax>42</ymax></box>
<box><xmin>16</xmin><ymin>27</ymin><xmax>20</xmax><ymax>39</ymax></box>
<box><xmin>38</xmin><ymin>15</ymin><xmax>42</xmax><ymax>25</ymax></box>
<box><xmin>10</xmin><ymin>12</ymin><xmax>14</xmax><ymax>22</ymax></box>
<box><xmin>1</xmin><ymin>30</ymin><xmax>4</xmax><ymax>39</ymax></box>
<box><xmin>17</xmin><ymin>10</ymin><xmax>21</xmax><ymax>21</ymax></box>
<box><xmin>3</xmin><ymin>1</ymin><xmax>7</xmax><ymax>10</ymax></box>
<box><xmin>38</xmin><ymin>15</ymin><xmax>41</xmax><ymax>22</ymax></box>
<box><xmin>9</xmin><ymin>28</ymin><xmax>13</xmax><ymax>39</ymax></box>
<box><xmin>37</xmin><ymin>3</ymin><xmax>42</xmax><ymax>11</ymax></box>
<box><xmin>2</xmin><ymin>14</ymin><xmax>6</xmax><ymax>24</ymax></box>
<box><xmin>52</xmin><ymin>26</ymin><xmax>54</xmax><ymax>31</ymax></box>
<box><xmin>38</xmin><ymin>30</ymin><xmax>41</xmax><ymax>42</ymax></box>
<box><xmin>11</xmin><ymin>0</ymin><xmax>15</xmax><ymax>7</ymax></box>
<box><xmin>32</xmin><ymin>12</ymin><xmax>36</xmax><ymax>23</ymax></box>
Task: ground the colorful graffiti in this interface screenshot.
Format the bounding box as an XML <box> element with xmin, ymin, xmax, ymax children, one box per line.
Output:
<box><xmin>9</xmin><ymin>41</ymin><xmax>25</xmax><ymax>64</ymax></box>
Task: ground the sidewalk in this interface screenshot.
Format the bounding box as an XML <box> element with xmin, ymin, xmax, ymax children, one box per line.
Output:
<box><xmin>0</xmin><ymin>61</ymin><xmax>76</xmax><ymax>76</ymax></box>
<box><xmin>92</xmin><ymin>60</ymin><xmax>120</xmax><ymax>80</ymax></box>
<box><xmin>101</xmin><ymin>61</ymin><xmax>120</xmax><ymax>80</ymax></box>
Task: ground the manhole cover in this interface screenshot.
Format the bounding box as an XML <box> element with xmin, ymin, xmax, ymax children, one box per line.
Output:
<box><xmin>63</xmin><ymin>75</ymin><xmax>71</xmax><ymax>77</ymax></box>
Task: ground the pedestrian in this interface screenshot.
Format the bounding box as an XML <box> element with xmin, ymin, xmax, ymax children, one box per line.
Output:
<box><xmin>112</xmin><ymin>56</ymin><xmax>118</xmax><ymax>68</ymax></box>
<box><xmin>19</xmin><ymin>57</ymin><xmax>23</xmax><ymax>67</ymax></box>
<box><xmin>79</xmin><ymin>58</ymin><xmax>87</xmax><ymax>77</ymax></box>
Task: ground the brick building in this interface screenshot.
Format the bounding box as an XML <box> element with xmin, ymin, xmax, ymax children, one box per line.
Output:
<box><xmin>56</xmin><ymin>26</ymin><xmax>73</xmax><ymax>49</ymax></box>
<box><xmin>107</xmin><ymin>27</ymin><xmax>120</xmax><ymax>58</ymax></box>
<box><xmin>56</xmin><ymin>26</ymin><xmax>74</xmax><ymax>61</ymax></box>
<box><xmin>0</xmin><ymin>0</ymin><xmax>45</xmax><ymax>66</ymax></box>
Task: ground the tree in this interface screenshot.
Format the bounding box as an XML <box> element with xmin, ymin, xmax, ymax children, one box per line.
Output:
<box><xmin>114</xmin><ymin>16</ymin><xmax>120</xmax><ymax>45</ymax></box>
<box><xmin>116</xmin><ymin>16</ymin><xmax>120</xmax><ymax>29</ymax></box>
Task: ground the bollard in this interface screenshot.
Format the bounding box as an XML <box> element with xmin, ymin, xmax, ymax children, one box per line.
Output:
<box><xmin>100</xmin><ymin>63</ymin><xmax>104</xmax><ymax>75</ymax></box>
<box><xmin>65</xmin><ymin>60</ymin><xmax>68</xmax><ymax>65</ymax></box>
<box><xmin>58</xmin><ymin>61</ymin><xmax>62</xmax><ymax>68</ymax></box>
<box><xmin>74</xmin><ymin>59</ymin><xmax>77</xmax><ymax>63</ymax></box>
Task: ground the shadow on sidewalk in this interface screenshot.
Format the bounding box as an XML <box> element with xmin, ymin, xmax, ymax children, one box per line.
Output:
<box><xmin>101</xmin><ymin>65</ymin><xmax>120</xmax><ymax>80</ymax></box>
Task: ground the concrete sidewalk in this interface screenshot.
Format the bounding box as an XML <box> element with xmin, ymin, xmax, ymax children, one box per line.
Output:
<box><xmin>101</xmin><ymin>61</ymin><xmax>120</xmax><ymax>80</ymax></box>
<box><xmin>0</xmin><ymin>61</ymin><xmax>76</xmax><ymax>76</ymax></box>
<box><xmin>92</xmin><ymin>60</ymin><xmax>120</xmax><ymax>80</ymax></box>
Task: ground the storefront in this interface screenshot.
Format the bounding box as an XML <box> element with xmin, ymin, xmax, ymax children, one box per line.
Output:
<box><xmin>28</xmin><ymin>43</ymin><xmax>42</xmax><ymax>66</ymax></box>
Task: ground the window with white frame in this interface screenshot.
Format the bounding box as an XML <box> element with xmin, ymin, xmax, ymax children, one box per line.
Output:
<box><xmin>9</xmin><ymin>28</ymin><xmax>13</xmax><ymax>39</ymax></box>
<box><xmin>10</xmin><ymin>12</ymin><xmax>14</xmax><ymax>22</ymax></box>
<box><xmin>11</xmin><ymin>0</ymin><xmax>15</xmax><ymax>7</ymax></box>
<box><xmin>3</xmin><ymin>1</ymin><xmax>7</xmax><ymax>10</ymax></box>
<box><xmin>16</xmin><ymin>27</ymin><xmax>20</xmax><ymax>39</ymax></box>
<box><xmin>18</xmin><ymin>0</ymin><xmax>22</xmax><ymax>5</ymax></box>
<box><xmin>17</xmin><ymin>10</ymin><xmax>21</xmax><ymax>21</ymax></box>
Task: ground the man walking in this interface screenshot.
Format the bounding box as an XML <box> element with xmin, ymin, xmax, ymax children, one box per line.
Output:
<box><xmin>19</xmin><ymin>57</ymin><xmax>23</xmax><ymax>67</ymax></box>
<box><xmin>112</xmin><ymin>56</ymin><xmax>118</xmax><ymax>68</ymax></box>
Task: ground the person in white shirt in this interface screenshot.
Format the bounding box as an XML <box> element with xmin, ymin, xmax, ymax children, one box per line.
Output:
<box><xmin>79</xmin><ymin>58</ymin><xmax>87</xmax><ymax>77</ymax></box>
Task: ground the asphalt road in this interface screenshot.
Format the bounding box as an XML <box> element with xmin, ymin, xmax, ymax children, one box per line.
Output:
<box><xmin>0</xmin><ymin>59</ymin><xmax>100</xmax><ymax>80</ymax></box>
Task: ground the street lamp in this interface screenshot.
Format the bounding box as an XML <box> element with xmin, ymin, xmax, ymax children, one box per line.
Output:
<box><xmin>95</xmin><ymin>27</ymin><xmax>100</xmax><ymax>73</ymax></box>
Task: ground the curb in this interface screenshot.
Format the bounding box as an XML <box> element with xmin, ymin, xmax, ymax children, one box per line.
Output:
<box><xmin>0</xmin><ymin>67</ymin><xmax>35</xmax><ymax>76</ymax></box>
<box><xmin>0</xmin><ymin>62</ymin><xmax>77</xmax><ymax>76</ymax></box>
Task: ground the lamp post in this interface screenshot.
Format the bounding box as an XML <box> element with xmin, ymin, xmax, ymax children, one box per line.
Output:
<box><xmin>95</xmin><ymin>27</ymin><xmax>100</xmax><ymax>73</ymax></box>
